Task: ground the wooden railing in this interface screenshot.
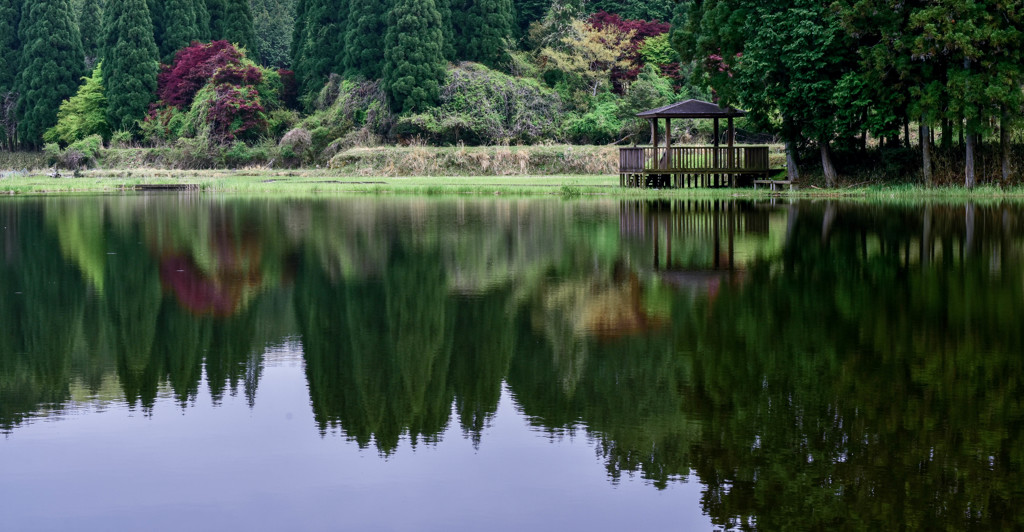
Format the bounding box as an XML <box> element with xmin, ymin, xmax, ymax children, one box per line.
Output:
<box><xmin>619</xmin><ymin>146</ymin><xmax>770</xmax><ymax>174</ymax></box>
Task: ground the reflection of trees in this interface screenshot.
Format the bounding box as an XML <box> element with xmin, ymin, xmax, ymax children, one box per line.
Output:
<box><xmin>0</xmin><ymin>205</ymin><xmax>83</xmax><ymax>431</ymax></box>
<box><xmin>296</xmin><ymin>242</ymin><xmax>455</xmax><ymax>453</ymax></box>
<box><xmin>7</xmin><ymin>195</ymin><xmax>1024</xmax><ymax>528</ymax></box>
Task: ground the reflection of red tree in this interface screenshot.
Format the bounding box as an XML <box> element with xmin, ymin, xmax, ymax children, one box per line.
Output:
<box><xmin>156</xmin><ymin>222</ymin><xmax>265</xmax><ymax>317</ymax></box>
<box><xmin>160</xmin><ymin>255</ymin><xmax>238</xmax><ymax>316</ymax></box>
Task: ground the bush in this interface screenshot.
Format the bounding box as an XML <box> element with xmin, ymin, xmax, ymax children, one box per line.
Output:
<box><xmin>278</xmin><ymin>127</ymin><xmax>312</xmax><ymax>166</ymax></box>
<box><xmin>218</xmin><ymin>141</ymin><xmax>269</xmax><ymax>168</ymax></box>
<box><xmin>158</xmin><ymin>41</ymin><xmax>244</xmax><ymax>109</ymax></box>
<box><xmin>110</xmin><ymin>129</ymin><xmax>134</xmax><ymax>148</ymax></box>
<box><xmin>43</xmin><ymin>64</ymin><xmax>110</xmax><ymax>145</ymax></box>
<box><xmin>564</xmin><ymin>101</ymin><xmax>622</xmax><ymax>144</ymax></box>
<box><xmin>393</xmin><ymin>62</ymin><xmax>564</xmax><ymax>145</ymax></box>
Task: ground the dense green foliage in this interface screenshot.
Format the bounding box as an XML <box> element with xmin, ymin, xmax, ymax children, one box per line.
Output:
<box><xmin>382</xmin><ymin>0</ymin><xmax>447</xmax><ymax>113</ymax></box>
<box><xmin>292</xmin><ymin>0</ymin><xmax>346</xmax><ymax>95</ymax></box>
<box><xmin>102</xmin><ymin>0</ymin><xmax>160</xmax><ymax>131</ymax></box>
<box><xmin>343</xmin><ymin>0</ymin><xmax>385</xmax><ymax>78</ymax></box>
<box><xmin>675</xmin><ymin>0</ymin><xmax>1024</xmax><ymax>187</ymax></box>
<box><xmin>0</xmin><ymin>0</ymin><xmax>21</xmax><ymax>147</ymax></box>
<box><xmin>15</xmin><ymin>0</ymin><xmax>86</xmax><ymax>147</ymax></box>
<box><xmin>394</xmin><ymin>62</ymin><xmax>563</xmax><ymax>144</ymax></box>
<box><xmin>158</xmin><ymin>0</ymin><xmax>201</xmax><ymax>61</ymax></box>
<box><xmin>44</xmin><ymin>64</ymin><xmax>109</xmax><ymax>144</ymax></box>
<box><xmin>78</xmin><ymin>0</ymin><xmax>104</xmax><ymax>68</ymax></box>
<box><xmin>252</xmin><ymin>0</ymin><xmax>294</xmax><ymax>67</ymax></box>
<box><xmin>453</xmin><ymin>0</ymin><xmax>515</xmax><ymax>68</ymax></box>
<box><xmin>219</xmin><ymin>0</ymin><xmax>256</xmax><ymax>52</ymax></box>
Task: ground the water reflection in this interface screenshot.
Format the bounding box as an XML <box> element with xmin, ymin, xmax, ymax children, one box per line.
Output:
<box><xmin>1</xmin><ymin>196</ymin><xmax>1023</xmax><ymax>528</ymax></box>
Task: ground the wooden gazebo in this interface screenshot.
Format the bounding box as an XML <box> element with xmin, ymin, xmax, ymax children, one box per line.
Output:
<box><xmin>619</xmin><ymin>99</ymin><xmax>771</xmax><ymax>188</ymax></box>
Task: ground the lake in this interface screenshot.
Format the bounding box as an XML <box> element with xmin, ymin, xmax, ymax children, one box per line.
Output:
<box><xmin>1</xmin><ymin>195</ymin><xmax>1022</xmax><ymax>530</ymax></box>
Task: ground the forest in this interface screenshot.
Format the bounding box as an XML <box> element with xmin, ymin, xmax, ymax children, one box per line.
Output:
<box><xmin>0</xmin><ymin>0</ymin><xmax>1022</xmax><ymax>187</ymax></box>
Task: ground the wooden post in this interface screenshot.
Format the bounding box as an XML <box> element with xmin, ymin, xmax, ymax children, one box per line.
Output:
<box><xmin>665</xmin><ymin>117</ymin><xmax>672</xmax><ymax>173</ymax></box>
<box><xmin>727</xmin><ymin>116</ymin><xmax>735</xmax><ymax>187</ymax></box>
<box><xmin>651</xmin><ymin>119</ymin><xmax>659</xmax><ymax>171</ymax></box>
<box><xmin>713</xmin><ymin>118</ymin><xmax>720</xmax><ymax>187</ymax></box>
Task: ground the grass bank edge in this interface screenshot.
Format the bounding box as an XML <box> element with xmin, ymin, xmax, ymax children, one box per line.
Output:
<box><xmin>3</xmin><ymin>173</ymin><xmax>1024</xmax><ymax>202</ymax></box>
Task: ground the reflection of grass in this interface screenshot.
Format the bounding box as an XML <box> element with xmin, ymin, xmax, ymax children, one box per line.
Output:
<box><xmin>4</xmin><ymin>170</ymin><xmax>1024</xmax><ymax>202</ymax></box>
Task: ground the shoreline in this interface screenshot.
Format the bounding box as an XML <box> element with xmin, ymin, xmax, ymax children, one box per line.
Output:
<box><xmin>2</xmin><ymin>170</ymin><xmax>1024</xmax><ymax>202</ymax></box>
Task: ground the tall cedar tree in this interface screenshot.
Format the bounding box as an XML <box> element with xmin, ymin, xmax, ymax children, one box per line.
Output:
<box><xmin>103</xmin><ymin>0</ymin><xmax>159</xmax><ymax>130</ymax></box>
<box><xmin>344</xmin><ymin>0</ymin><xmax>385</xmax><ymax>78</ymax></box>
<box><xmin>221</xmin><ymin>0</ymin><xmax>256</xmax><ymax>52</ymax></box>
<box><xmin>436</xmin><ymin>0</ymin><xmax>454</xmax><ymax>59</ymax></box>
<box><xmin>159</xmin><ymin>0</ymin><xmax>200</xmax><ymax>61</ymax></box>
<box><xmin>295</xmin><ymin>0</ymin><xmax>345</xmax><ymax>94</ymax></box>
<box><xmin>453</xmin><ymin>0</ymin><xmax>514</xmax><ymax>68</ymax></box>
<box><xmin>146</xmin><ymin>0</ymin><xmax>163</xmax><ymax>49</ymax></box>
<box><xmin>195</xmin><ymin>0</ymin><xmax>210</xmax><ymax>39</ymax></box>
<box><xmin>0</xmin><ymin>0</ymin><xmax>21</xmax><ymax>92</ymax></box>
<box><xmin>383</xmin><ymin>0</ymin><xmax>446</xmax><ymax>112</ymax></box>
<box><xmin>206</xmin><ymin>0</ymin><xmax>224</xmax><ymax>37</ymax></box>
<box><xmin>252</xmin><ymin>0</ymin><xmax>294</xmax><ymax>67</ymax></box>
<box><xmin>0</xmin><ymin>0</ymin><xmax>21</xmax><ymax>148</ymax></box>
<box><xmin>290</xmin><ymin>0</ymin><xmax>307</xmax><ymax>69</ymax></box>
<box><xmin>78</xmin><ymin>0</ymin><xmax>104</xmax><ymax>69</ymax></box>
<box><xmin>15</xmin><ymin>0</ymin><xmax>86</xmax><ymax>147</ymax></box>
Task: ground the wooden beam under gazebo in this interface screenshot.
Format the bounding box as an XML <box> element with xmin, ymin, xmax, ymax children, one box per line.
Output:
<box><xmin>619</xmin><ymin>99</ymin><xmax>771</xmax><ymax>188</ymax></box>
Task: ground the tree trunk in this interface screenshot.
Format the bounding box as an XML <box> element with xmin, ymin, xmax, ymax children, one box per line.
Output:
<box><xmin>786</xmin><ymin>140</ymin><xmax>800</xmax><ymax>182</ymax></box>
<box><xmin>965</xmin><ymin>131</ymin><xmax>976</xmax><ymax>189</ymax></box>
<box><xmin>941</xmin><ymin>118</ymin><xmax>952</xmax><ymax>150</ymax></box>
<box><xmin>921</xmin><ymin>124</ymin><xmax>932</xmax><ymax>186</ymax></box>
<box><xmin>820</xmin><ymin>141</ymin><xmax>838</xmax><ymax>187</ymax></box>
<box><xmin>1001</xmin><ymin>106</ymin><xmax>1011</xmax><ymax>184</ymax></box>
<box><xmin>904</xmin><ymin>118</ymin><xmax>911</xmax><ymax>149</ymax></box>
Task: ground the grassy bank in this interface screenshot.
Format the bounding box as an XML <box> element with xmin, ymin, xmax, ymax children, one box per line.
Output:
<box><xmin>4</xmin><ymin>170</ymin><xmax>1024</xmax><ymax>203</ymax></box>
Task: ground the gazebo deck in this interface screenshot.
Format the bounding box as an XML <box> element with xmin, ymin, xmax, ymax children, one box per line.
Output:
<box><xmin>619</xmin><ymin>145</ymin><xmax>771</xmax><ymax>188</ymax></box>
<box><xmin>622</xmin><ymin>99</ymin><xmax>771</xmax><ymax>188</ymax></box>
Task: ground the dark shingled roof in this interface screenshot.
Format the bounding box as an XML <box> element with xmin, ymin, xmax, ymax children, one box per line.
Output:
<box><xmin>637</xmin><ymin>99</ymin><xmax>746</xmax><ymax>119</ymax></box>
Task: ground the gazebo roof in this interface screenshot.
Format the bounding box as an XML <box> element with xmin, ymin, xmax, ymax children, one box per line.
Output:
<box><xmin>637</xmin><ymin>99</ymin><xmax>746</xmax><ymax>119</ymax></box>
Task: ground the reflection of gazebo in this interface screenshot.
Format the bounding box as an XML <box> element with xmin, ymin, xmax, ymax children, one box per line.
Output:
<box><xmin>619</xmin><ymin>99</ymin><xmax>771</xmax><ymax>188</ymax></box>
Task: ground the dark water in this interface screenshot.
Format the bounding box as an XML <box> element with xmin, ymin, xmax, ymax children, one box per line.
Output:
<box><xmin>1</xmin><ymin>195</ymin><xmax>1022</xmax><ymax>531</ymax></box>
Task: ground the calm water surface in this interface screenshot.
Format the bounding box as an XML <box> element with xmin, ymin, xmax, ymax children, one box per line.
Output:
<box><xmin>1</xmin><ymin>195</ymin><xmax>1022</xmax><ymax>530</ymax></box>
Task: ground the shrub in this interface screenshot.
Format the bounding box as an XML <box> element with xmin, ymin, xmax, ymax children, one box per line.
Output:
<box><xmin>158</xmin><ymin>41</ymin><xmax>244</xmax><ymax>109</ymax></box>
<box><xmin>266</xmin><ymin>109</ymin><xmax>300</xmax><ymax>138</ymax></box>
<box><xmin>110</xmin><ymin>129</ymin><xmax>134</xmax><ymax>148</ymax></box>
<box><xmin>278</xmin><ymin>127</ymin><xmax>312</xmax><ymax>166</ymax></box>
<box><xmin>218</xmin><ymin>141</ymin><xmax>269</xmax><ymax>168</ymax></box>
<box><xmin>43</xmin><ymin>65</ymin><xmax>110</xmax><ymax>145</ymax></box>
<box><xmin>393</xmin><ymin>62</ymin><xmax>564</xmax><ymax>145</ymax></box>
<box><xmin>208</xmin><ymin>85</ymin><xmax>267</xmax><ymax>142</ymax></box>
<box><xmin>564</xmin><ymin>101</ymin><xmax>622</xmax><ymax>144</ymax></box>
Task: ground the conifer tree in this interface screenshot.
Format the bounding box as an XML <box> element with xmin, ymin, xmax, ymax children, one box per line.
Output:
<box><xmin>344</xmin><ymin>0</ymin><xmax>384</xmax><ymax>78</ymax></box>
<box><xmin>296</xmin><ymin>0</ymin><xmax>345</xmax><ymax>94</ymax></box>
<box><xmin>146</xmin><ymin>0</ymin><xmax>163</xmax><ymax>49</ymax></box>
<box><xmin>436</xmin><ymin>0</ymin><xmax>454</xmax><ymax>60</ymax></box>
<box><xmin>103</xmin><ymin>0</ymin><xmax>159</xmax><ymax>130</ymax></box>
<box><xmin>383</xmin><ymin>0</ymin><xmax>446</xmax><ymax>112</ymax></box>
<box><xmin>194</xmin><ymin>0</ymin><xmax>210</xmax><ymax>39</ymax></box>
<box><xmin>290</xmin><ymin>0</ymin><xmax>308</xmax><ymax>68</ymax></box>
<box><xmin>0</xmin><ymin>0</ymin><xmax>21</xmax><ymax>93</ymax></box>
<box><xmin>206</xmin><ymin>0</ymin><xmax>225</xmax><ymax>37</ymax></box>
<box><xmin>0</xmin><ymin>0</ymin><xmax>21</xmax><ymax>148</ymax></box>
<box><xmin>15</xmin><ymin>0</ymin><xmax>86</xmax><ymax>147</ymax></box>
<box><xmin>78</xmin><ymin>0</ymin><xmax>104</xmax><ymax>68</ymax></box>
<box><xmin>158</xmin><ymin>0</ymin><xmax>199</xmax><ymax>61</ymax></box>
<box><xmin>454</xmin><ymin>0</ymin><xmax>514</xmax><ymax>68</ymax></box>
<box><xmin>221</xmin><ymin>0</ymin><xmax>256</xmax><ymax>52</ymax></box>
